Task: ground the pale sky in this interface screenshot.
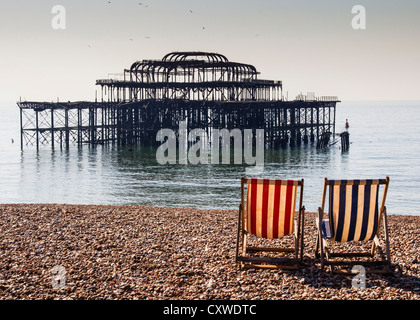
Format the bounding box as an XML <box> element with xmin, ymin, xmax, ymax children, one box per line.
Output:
<box><xmin>0</xmin><ymin>0</ymin><xmax>419</xmax><ymax>103</ymax></box>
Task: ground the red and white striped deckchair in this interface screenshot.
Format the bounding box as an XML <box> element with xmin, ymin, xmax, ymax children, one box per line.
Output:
<box><xmin>315</xmin><ymin>177</ymin><xmax>391</xmax><ymax>273</ymax></box>
<box><xmin>236</xmin><ymin>178</ymin><xmax>305</xmax><ymax>269</ymax></box>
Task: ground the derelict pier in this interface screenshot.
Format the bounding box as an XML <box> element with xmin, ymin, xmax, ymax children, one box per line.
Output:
<box><xmin>18</xmin><ymin>51</ymin><xmax>339</xmax><ymax>149</ymax></box>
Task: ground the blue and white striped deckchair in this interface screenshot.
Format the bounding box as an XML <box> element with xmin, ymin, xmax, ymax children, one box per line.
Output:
<box><xmin>316</xmin><ymin>177</ymin><xmax>391</xmax><ymax>273</ymax></box>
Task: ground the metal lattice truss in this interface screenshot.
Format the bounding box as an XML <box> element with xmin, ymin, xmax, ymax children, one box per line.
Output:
<box><xmin>96</xmin><ymin>51</ymin><xmax>282</xmax><ymax>102</ymax></box>
<box><xmin>18</xmin><ymin>102</ymin><xmax>121</xmax><ymax>147</ymax></box>
<box><xmin>18</xmin><ymin>52</ymin><xmax>340</xmax><ymax>149</ymax></box>
<box><xmin>18</xmin><ymin>100</ymin><xmax>337</xmax><ymax>148</ymax></box>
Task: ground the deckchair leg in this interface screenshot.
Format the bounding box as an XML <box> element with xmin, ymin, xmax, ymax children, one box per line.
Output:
<box><xmin>370</xmin><ymin>239</ymin><xmax>377</xmax><ymax>257</ymax></box>
<box><xmin>235</xmin><ymin>204</ymin><xmax>242</xmax><ymax>264</ymax></box>
<box><xmin>299</xmin><ymin>207</ymin><xmax>305</xmax><ymax>261</ymax></box>
<box><xmin>242</xmin><ymin>234</ymin><xmax>248</xmax><ymax>256</ymax></box>
<box><xmin>319</xmin><ymin>240</ymin><xmax>325</xmax><ymax>269</ymax></box>
<box><xmin>382</xmin><ymin>207</ymin><xmax>391</xmax><ymax>263</ymax></box>
<box><xmin>317</xmin><ymin>208</ymin><xmax>325</xmax><ymax>269</ymax></box>
<box><xmin>370</xmin><ymin>207</ymin><xmax>391</xmax><ymax>264</ymax></box>
<box><xmin>236</xmin><ymin>203</ymin><xmax>249</xmax><ymax>269</ymax></box>
<box><xmin>293</xmin><ymin>212</ymin><xmax>300</xmax><ymax>262</ymax></box>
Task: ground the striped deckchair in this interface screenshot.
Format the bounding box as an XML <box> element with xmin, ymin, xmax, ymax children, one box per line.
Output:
<box><xmin>315</xmin><ymin>177</ymin><xmax>391</xmax><ymax>273</ymax></box>
<box><xmin>236</xmin><ymin>178</ymin><xmax>305</xmax><ymax>269</ymax></box>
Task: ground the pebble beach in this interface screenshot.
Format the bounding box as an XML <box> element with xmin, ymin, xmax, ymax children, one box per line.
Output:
<box><xmin>0</xmin><ymin>203</ymin><xmax>419</xmax><ymax>300</ymax></box>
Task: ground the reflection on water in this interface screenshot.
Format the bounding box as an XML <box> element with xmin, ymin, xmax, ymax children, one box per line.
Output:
<box><xmin>13</xmin><ymin>144</ymin><xmax>346</xmax><ymax>211</ymax></box>
<box><xmin>1</xmin><ymin>101</ymin><xmax>420</xmax><ymax>215</ymax></box>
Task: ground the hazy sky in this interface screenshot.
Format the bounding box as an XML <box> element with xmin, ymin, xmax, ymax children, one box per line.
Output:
<box><xmin>0</xmin><ymin>0</ymin><xmax>419</xmax><ymax>103</ymax></box>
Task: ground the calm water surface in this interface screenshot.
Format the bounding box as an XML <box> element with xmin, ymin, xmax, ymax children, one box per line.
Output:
<box><xmin>0</xmin><ymin>100</ymin><xmax>419</xmax><ymax>215</ymax></box>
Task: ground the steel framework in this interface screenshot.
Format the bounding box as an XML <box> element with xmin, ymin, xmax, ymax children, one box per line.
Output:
<box><xmin>18</xmin><ymin>51</ymin><xmax>339</xmax><ymax>149</ymax></box>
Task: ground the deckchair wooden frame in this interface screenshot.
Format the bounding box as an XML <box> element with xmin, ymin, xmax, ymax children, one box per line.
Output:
<box><xmin>235</xmin><ymin>177</ymin><xmax>305</xmax><ymax>270</ymax></box>
<box><xmin>315</xmin><ymin>177</ymin><xmax>391</xmax><ymax>274</ymax></box>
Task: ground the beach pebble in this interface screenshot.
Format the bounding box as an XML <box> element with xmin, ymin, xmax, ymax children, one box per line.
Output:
<box><xmin>0</xmin><ymin>204</ymin><xmax>419</xmax><ymax>300</ymax></box>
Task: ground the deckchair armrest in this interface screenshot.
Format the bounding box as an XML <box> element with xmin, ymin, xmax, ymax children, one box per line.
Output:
<box><xmin>316</xmin><ymin>207</ymin><xmax>323</xmax><ymax>229</ymax></box>
<box><xmin>316</xmin><ymin>208</ymin><xmax>331</xmax><ymax>239</ymax></box>
<box><xmin>322</xmin><ymin>219</ymin><xmax>332</xmax><ymax>239</ymax></box>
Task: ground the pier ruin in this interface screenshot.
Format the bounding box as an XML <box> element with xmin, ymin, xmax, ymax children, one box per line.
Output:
<box><xmin>18</xmin><ymin>51</ymin><xmax>339</xmax><ymax>149</ymax></box>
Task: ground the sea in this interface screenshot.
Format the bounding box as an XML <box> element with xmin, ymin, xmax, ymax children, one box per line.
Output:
<box><xmin>0</xmin><ymin>100</ymin><xmax>419</xmax><ymax>215</ymax></box>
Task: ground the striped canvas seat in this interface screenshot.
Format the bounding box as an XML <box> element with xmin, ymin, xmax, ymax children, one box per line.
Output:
<box><xmin>246</xmin><ymin>179</ymin><xmax>299</xmax><ymax>239</ymax></box>
<box><xmin>236</xmin><ymin>177</ymin><xmax>305</xmax><ymax>269</ymax></box>
<box><xmin>316</xmin><ymin>177</ymin><xmax>391</xmax><ymax>273</ymax></box>
<box><xmin>325</xmin><ymin>179</ymin><xmax>386</xmax><ymax>242</ymax></box>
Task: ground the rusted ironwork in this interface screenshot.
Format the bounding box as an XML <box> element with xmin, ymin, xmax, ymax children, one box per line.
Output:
<box><xmin>18</xmin><ymin>51</ymin><xmax>340</xmax><ymax>149</ymax></box>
